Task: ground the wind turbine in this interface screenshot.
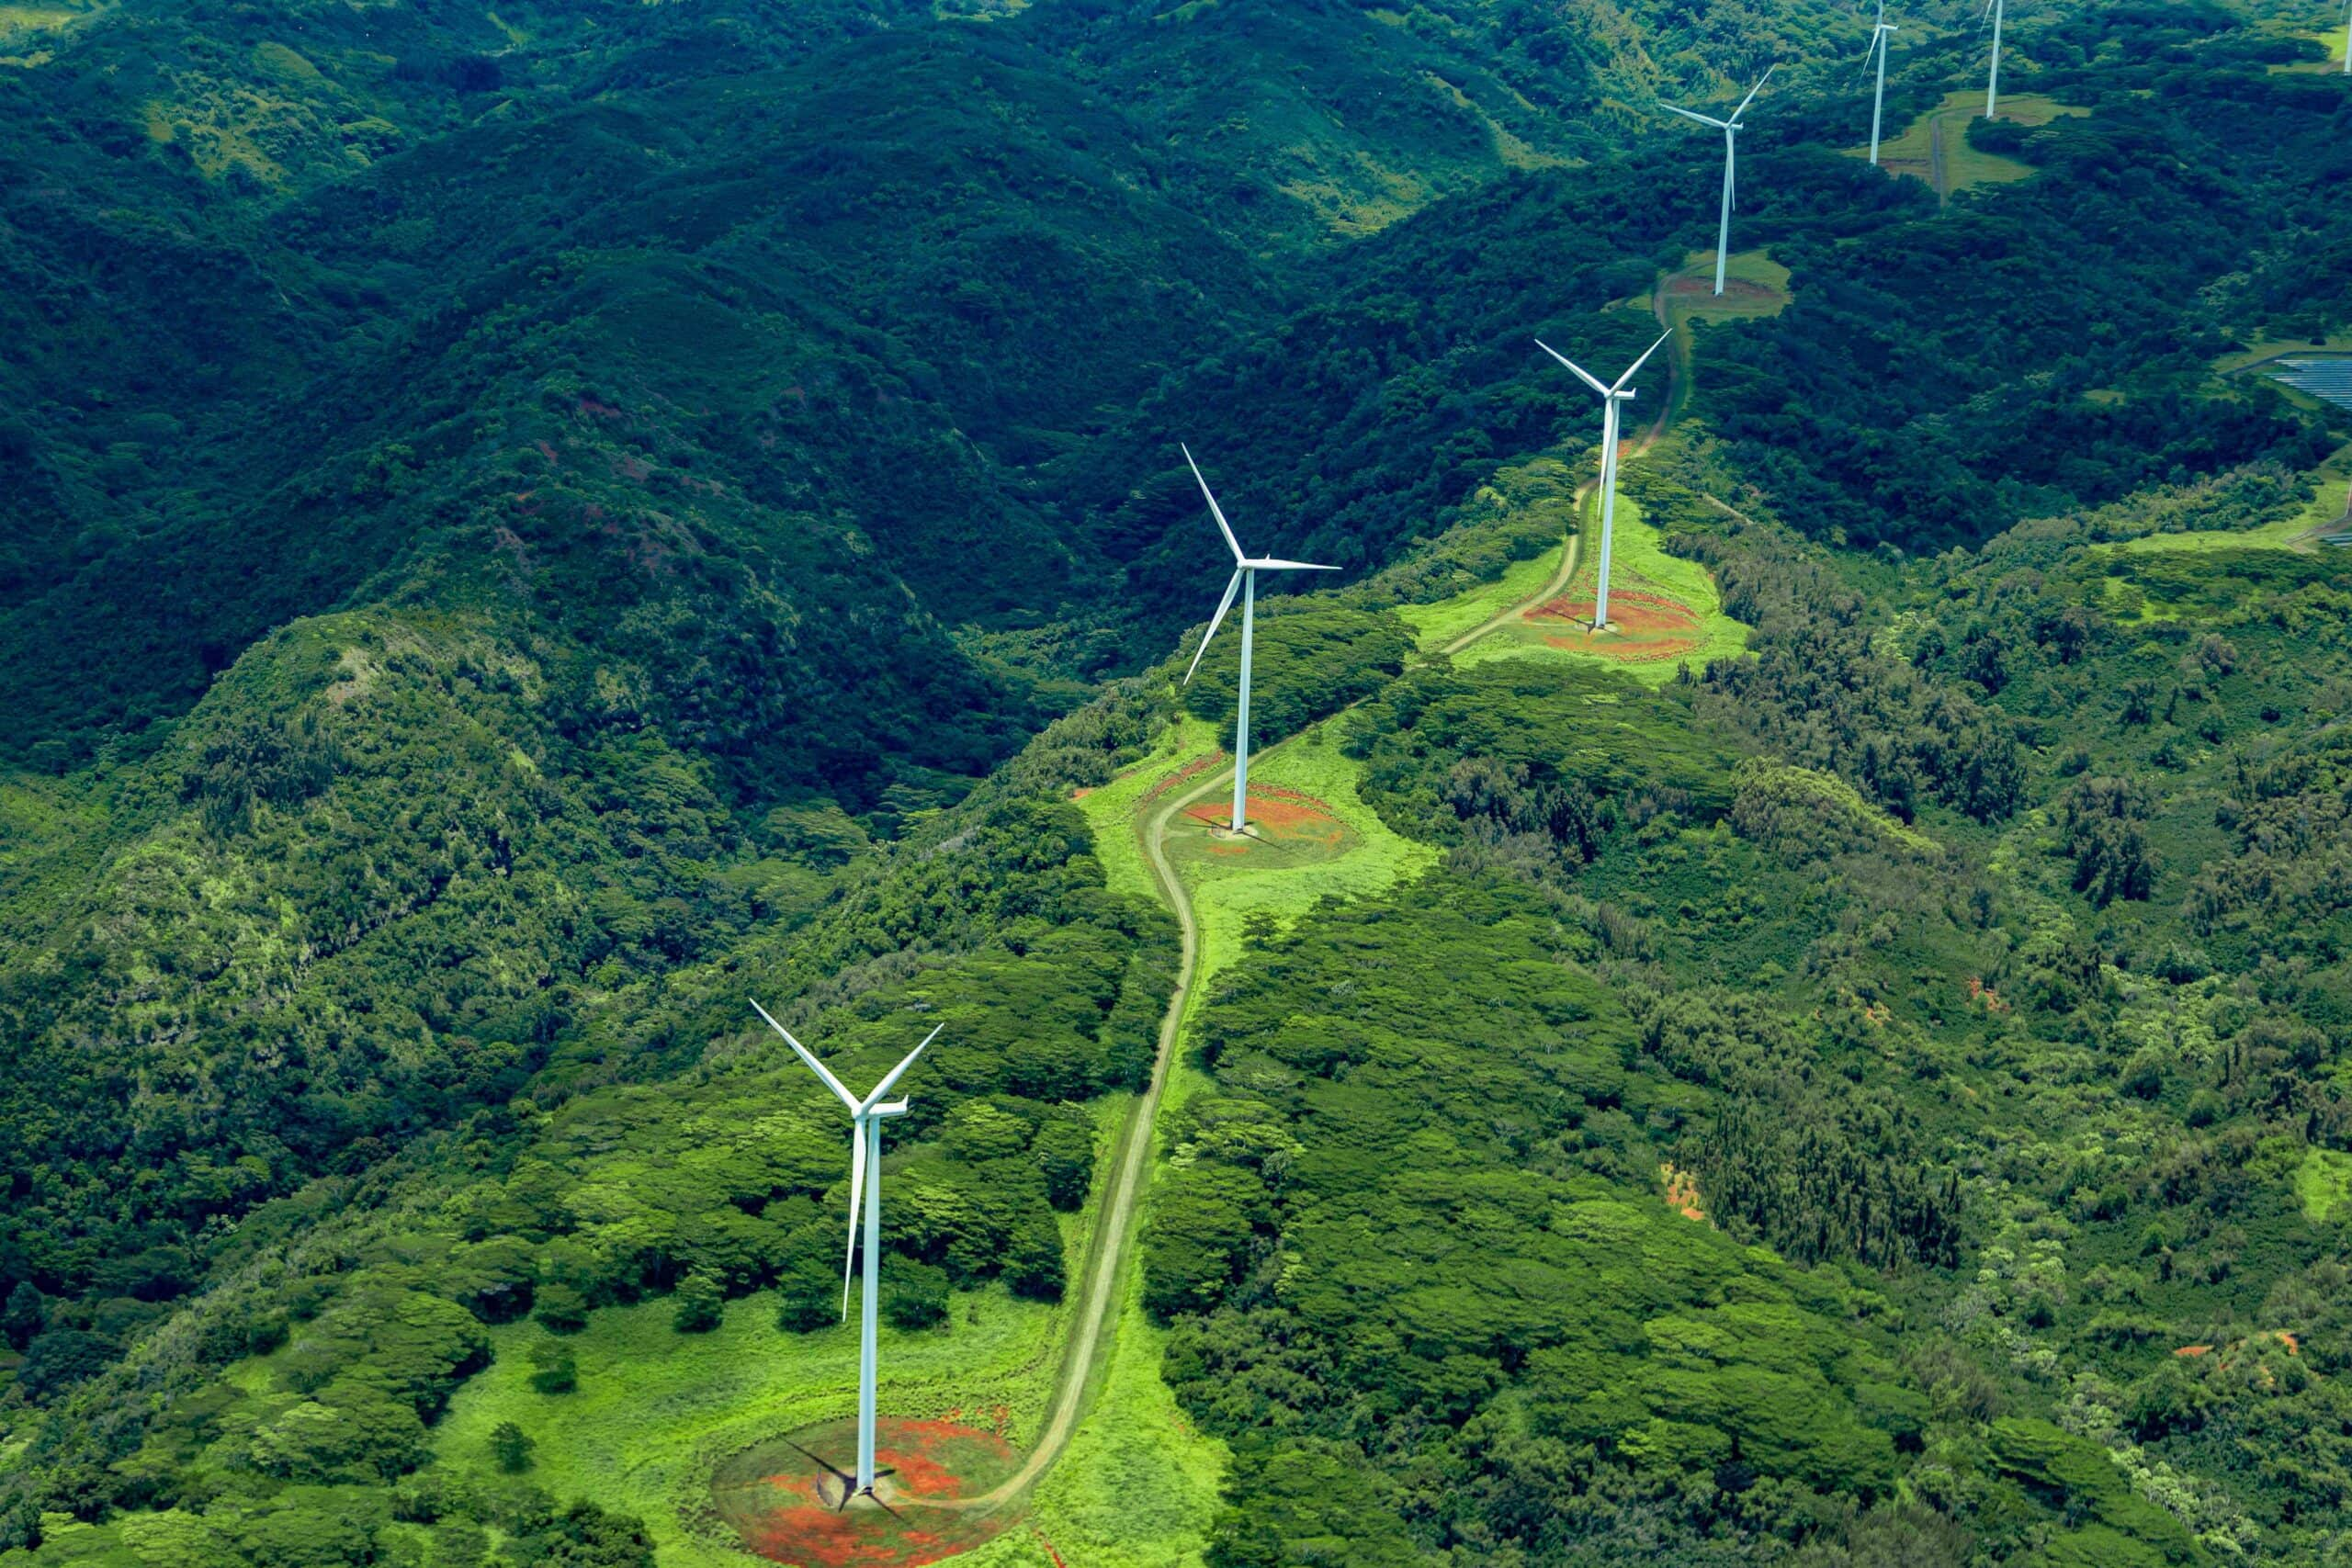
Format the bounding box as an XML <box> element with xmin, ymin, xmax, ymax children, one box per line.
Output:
<box><xmin>1179</xmin><ymin>445</ymin><xmax>1337</xmax><ymax>838</ymax></box>
<box><xmin>752</xmin><ymin>1001</ymin><xmax>941</xmax><ymax>1509</ymax></box>
<box><xmin>1657</xmin><ymin>66</ymin><xmax>1775</xmax><ymax>298</ymax></box>
<box><xmin>1862</xmin><ymin>1</ymin><xmax>1898</xmax><ymax>165</ymax></box>
<box><xmin>1982</xmin><ymin>0</ymin><xmax>2005</xmax><ymax>118</ymax></box>
<box><xmin>1533</xmin><ymin>330</ymin><xmax>1672</xmax><ymax>634</ymax></box>
<box><xmin>2340</xmin><ymin>0</ymin><xmax>2349</xmax><ymax>76</ymax></box>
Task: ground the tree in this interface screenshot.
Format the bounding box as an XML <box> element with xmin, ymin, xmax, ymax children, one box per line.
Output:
<box><xmin>527</xmin><ymin>1337</ymin><xmax>577</xmax><ymax>1395</ymax></box>
<box><xmin>883</xmin><ymin>1262</ymin><xmax>950</xmax><ymax>1331</ymax></box>
<box><xmin>534</xmin><ymin>1282</ymin><xmax>589</xmax><ymax>1336</ymax></box>
<box><xmin>1034</xmin><ymin>1119</ymin><xmax>1096</xmax><ymax>1211</ymax></box>
<box><xmin>775</xmin><ymin>1257</ymin><xmax>839</xmax><ymax>1335</ymax></box>
<box><xmin>672</xmin><ymin>1272</ymin><xmax>723</xmax><ymax>1334</ymax></box>
<box><xmin>492</xmin><ymin>1421</ymin><xmax>536</xmax><ymax>1474</ymax></box>
<box><xmin>1003</xmin><ymin>1213</ymin><xmax>1067</xmax><ymax>1302</ymax></box>
<box><xmin>2</xmin><ymin>1280</ymin><xmax>42</xmax><ymax>1350</ymax></box>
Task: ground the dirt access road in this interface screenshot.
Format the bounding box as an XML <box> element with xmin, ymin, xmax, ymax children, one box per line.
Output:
<box><xmin>925</xmin><ymin>299</ymin><xmax>1690</xmax><ymax>1535</ymax></box>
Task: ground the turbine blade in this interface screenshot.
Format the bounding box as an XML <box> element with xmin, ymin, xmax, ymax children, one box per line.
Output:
<box><xmin>753</xmin><ymin>1001</ymin><xmax>859</xmax><ymax>1111</ymax></box>
<box><xmin>1180</xmin><ymin>444</ymin><xmax>1247</xmax><ymax>562</ymax></box>
<box><xmin>1534</xmin><ymin>337</ymin><xmax>1612</xmax><ymax>398</ymax></box>
<box><xmin>1249</xmin><ymin>558</ymin><xmax>1340</xmax><ymax>572</ymax></box>
<box><xmin>859</xmin><ymin>1023</ymin><xmax>941</xmax><ymax>1113</ymax></box>
<box><xmin>1183</xmin><ymin>570</ymin><xmax>1245</xmax><ymax>685</ymax></box>
<box><xmin>1612</xmin><ymin>329</ymin><xmax>1675</xmax><ymax>394</ymax></box>
<box><xmin>1656</xmin><ymin>101</ymin><xmax>1729</xmax><ymax>130</ymax></box>
<box><xmin>842</xmin><ymin>1122</ymin><xmax>866</xmax><ymax>1320</ymax></box>
<box><xmin>1734</xmin><ymin>63</ymin><xmax>1777</xmax><ymax>120</ymax></box>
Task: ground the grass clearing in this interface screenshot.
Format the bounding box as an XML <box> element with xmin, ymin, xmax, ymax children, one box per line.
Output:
<box><xmin>1173</xmin><ymin>727</ymin><xmax>1437</xmax><ymax>988</ymax></box>
<box><xmin>1022</xmin><ymin>1214</ymin><xmax>1226</xmax><ymax>1566</ymax></box>
<box><xmin>1657</xmin><ymin>248</ymin><xmax>1791</xmax><ymax>330</ymax></box>
<box><xmin>1452</xmin><ymin>491</ymin><xmax>1749</xmax><ymax>685</ymax></box>
<box><xmin>2266</xmin><ymin>27</ymin><xmax>2346</xmax><ymax>73</ymax></box>
<box><xmin>2295</xmin><ymin>1148</ymin><xmax>2352</xmax><ymax>1222</ymax></box>
<box><xmin>0</xmin><ymin>5</ymin><xmax>84</xmax><ymax>35</ymax></box>
<box><xmin>428</xmin><ymin>1098</ymin><xmax>1136</xmax><ymax>1565</ymax></box>
<box><xmin>1868</xmin><ymin>91</ymin><xmax>2087</xmax><ymax>199</ymax></box>
<box><xmin>1398</xmin><ymin>541</ymin><xmax>1564</xmax><ymax>650</ymax></box>
<box><xmin>430</xmin><ymin>1283</ymin><xmax>1068</xmax><ymax>1567</ymax></box>
<box><xmin>2212</xmin><ymin>333</ymin><xmax>2352</xmax><ymax>375</ymax></box>
<box><xmin>2110</xmin><ymin>448</ymin><xmax>2352</xmax><ymax>557</ymax></box>
<box><xmin>1073</xmin><ymin>716</ymin><xmax>1222</xmax><ymax>905</ymax></box>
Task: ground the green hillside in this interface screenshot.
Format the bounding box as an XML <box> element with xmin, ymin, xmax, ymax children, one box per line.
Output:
<box><xmin>6</xmin><ymin>0</ymin><xmax>2352</xmax><ymax>1564</ymax></box>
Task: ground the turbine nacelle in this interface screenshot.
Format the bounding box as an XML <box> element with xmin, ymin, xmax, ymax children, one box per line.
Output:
<box><xmin>752</xmin><ymin>1000</ymin><xmax>941</xmax><ymax>1327</ymax></box>
<box><xmin>1533</xmin><ymin>330</ymin><xmax>1674</xmax><ymax>637</ymax></box>
<box><xmin>1534</xmin><ymin>331</ymin><xmax>1672</xmax><ymax>407</ymax></box>
<box><xmin>1178</xmin><ymin>445</ymin><xmax>1337</xmax><ymax>687</ymax></box>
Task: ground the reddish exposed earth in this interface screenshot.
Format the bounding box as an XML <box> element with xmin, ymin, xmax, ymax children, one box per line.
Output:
<box><xmin>711</xmin><ymin>1417</ymin><xmax>1022</xmax><ymax>1568</ymax></box>
<box><xmin>1524</xmin><ymin>587</ymin><xmax>1700</xmax><ymax>661</ymax></box>
<box><xmin>1182</xmin><ymin>786</ymin><xmax>1350</xmax><ymax>853</ymax></box>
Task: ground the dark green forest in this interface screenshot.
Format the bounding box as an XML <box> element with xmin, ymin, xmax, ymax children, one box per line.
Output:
<box><xmin>5</xmin><ymin>0</ymin><xmax>2352</xmax><ymax>1563</ymax></box>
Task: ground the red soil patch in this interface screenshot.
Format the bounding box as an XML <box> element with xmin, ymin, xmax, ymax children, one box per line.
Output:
<box><xmin>1966</xmin><ymin>977</ymin><xmax>2008</xmax><ymax>1013</ymax></box>
<box><xmin>1527</xmin><ymin>587</ymin><xmax>1696</xmax><ymax>636</ymax></box>
<box><xmin>1137</xmin><ymin>751</ymin><xmax>1223</xmax><ymax>808</ymax></box>
<box><xmin>1659</xmin><ymin>1163</ymin><xmax>1707</xmax><ymax>1223</ymax></box>
<box><xmin>1667</xmin><ymin>274</ymin><xmax>1783</xmax><ymax>307</ymax></box>
<box><xmin>713</xmin><ymin>1417</ymin><xmax>1020</xmax><ymax>1568</ymax></box>
<box><xmin>1183</xmin><ymin>786</ymin><xmax>1350</xmax><ymax>852</ymax></box>
<box><xmin>1527</xmin><ymin>585</ymin><xmax>1701</xmax><ymax>660</ymax></box>
<box><xmin>1551</xmin><ymin>633</ymin><xmax>1701</xmax><ymax>662</ymax></box>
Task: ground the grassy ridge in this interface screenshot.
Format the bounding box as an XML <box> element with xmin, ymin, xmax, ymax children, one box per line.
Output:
<box><xmin>1175</xmin><ymin>728</ymin><xmax>1441</xmax><ymax>991</ymax></box>
<box><xmin>1451</xmin><ymin>490</ymin><xmax>1751</xmax><ymax>685</ymax></box>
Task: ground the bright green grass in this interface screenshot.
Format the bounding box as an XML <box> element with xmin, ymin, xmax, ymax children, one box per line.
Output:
<box><xmin>1657</xmin><ymin>248</ymin><xmax>1790</xmax><ymax>327</ymax></box>
<box><xmin>2294</xmin><ymin>1148</ymin><xmax>2352</xmax><ymax>1222</ymax></box>
<box><xmin>1074</xmin><ymin>715</ymin><xmax>1221</xmax><ymax>905</ymax></box>
<box><xmin>2212</xmin><ymin>333</ymin><xmax>2352</xmax><ymax>375</ymax></box>
<box><xmin>431</xmin><ymin>1285</ymin><xmax>1067</xmax><ymax>1566</ymax></box>
<box><xmin>1177</xmin><ymin>728</ymin><xmax>1438</xmax><ymax>990</ymax></box>
<box><xmin>1870</xmin><ymin>92</ymin><xmax>2087</xmax><ymax>198</ymax></box>
<box><xmin>429</xmin><ymin>1099</ymin><xmax>1134</xmax><ymax>1566</ymax></box>
<box><xmin>1023</xmin><ymin>1171</ymin><xmax>1227</xmax><ymax>1566</ymax></box>
<box><xmin>1397</xmin><ymin>543</ymin><xmax>1563</xmax><ymax>651</ymax></box>
<box><xmin>2265</xmin><ymin>27</ymin><xmax>2346</xmax><ymax>72</ymax></box>
<box><xmin>0</xmin><ymin>6</ymin><xmax>83</xmax><ymax>34</ymax></box>
<box><xmin>1452</xmin><ymin>492</ymin><xmax>1749</xmax><ymax>686</ymax></box>
<box><xmin>2111</xmin><ymin>455</ymin><xmax>2350</xmax><ymax>557</ymax></box>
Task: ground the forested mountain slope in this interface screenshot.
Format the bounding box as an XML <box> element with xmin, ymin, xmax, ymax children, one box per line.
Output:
<box><xmin>5</xmin><ymin>0</ymin><xmax>2352</xmax><ymax>1564</ymax></box>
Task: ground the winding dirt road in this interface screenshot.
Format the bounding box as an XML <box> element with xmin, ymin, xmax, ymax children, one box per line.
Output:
<box><xmin>924</xmin><ymin>300</ymin><xmax>1690</xmax><ymax>1538</ymax></box>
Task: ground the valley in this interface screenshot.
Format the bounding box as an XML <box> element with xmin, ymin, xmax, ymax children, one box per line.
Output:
<box><xmin>4</xmin><ymin>2</ymin><xmax>2352</xmax><ymax>1566</ymax></box>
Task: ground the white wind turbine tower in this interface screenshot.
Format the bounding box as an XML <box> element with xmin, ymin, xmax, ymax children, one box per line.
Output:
<box><xmin>1657</xmin><ymin>66</ymin><xmax>1775</xmax><ymax>298</ymax></box>
<box><xmin>1179</xmin><ymin>445</ymin><xmax>1337</xmax><ymax>838</ymax></box>
<box><xmin>1982</xmin><ymin>0</ymin><xmax>2006</xmax><ymax>118</ymax></box>
<box><xmin>1534</xmin><ymin>330</ymin><xmax>1671</xmax><ymax>634</ymax></box>
<box><xmin>1862</xmin><ymin>0</ymin><xmax>1898</xmax><ymax>165</ymax></box>
<box><xmin>2340</xmin><ymin>0</ymin><xmax>2349</xmax><ymax>75</ymax></box>
<box><xmin>752</xmin><ymin>1000</ymin><xmax>941</xmax><ymax>1508</ymax></box>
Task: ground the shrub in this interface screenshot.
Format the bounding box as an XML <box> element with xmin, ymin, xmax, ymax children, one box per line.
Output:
<box><xmin>492</xmin><ymin>1422</ymin><xmax>536</xmax><ymax>1474</ymax></box>
<box><xmin>526</xmin><ymin>1338</ymin><xmax>576</xmax><ymax>1395</ymax></box>
<box><xmin>534</xmin><ymin>1283</ymin><xmax>589</xmax><ymax>1336</ymax></box>
<box><xmin>1003</xmin><ymin>1213</ymin><xmax>1067</xmax><ymax>1302</ymax></box>
<box><xmin>672</xmin><ymin>1273</ymin><xmax>723</xmax><ymax>1335</ymax></box>
<box><xmin>882</xmin><ymin>1262</ymin><xmax>950</xmax><ymax>1331</ymax></box>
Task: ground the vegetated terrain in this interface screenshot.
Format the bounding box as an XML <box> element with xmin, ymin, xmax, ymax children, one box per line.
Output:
<box><xmin>4</xmin><ymin>0</ymin><xmax>2352</xmax><ymax>1564</ymax></box>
